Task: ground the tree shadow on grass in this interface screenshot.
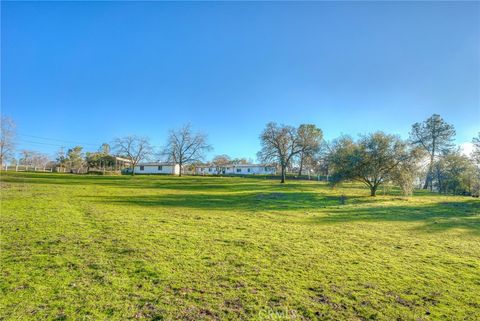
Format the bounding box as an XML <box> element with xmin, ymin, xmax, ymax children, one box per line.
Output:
<box><xmin>87</xmin><ymin>192</ymin><xmax>377</xmax><ymax>212</ymax></box>
<box><xmin>309</xmin><ymin>200</ymin><xmax>480</xmax><ymax>235</ymax></box>
<box><xmin>1</xmin><ymin>172</ymin><xmax>321</xmax><ymax>193</ymax></box>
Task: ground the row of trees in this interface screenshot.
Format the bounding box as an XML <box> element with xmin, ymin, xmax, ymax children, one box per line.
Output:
<box><xmin>257</xmin><ymin>115</ymin><xmax>479</xmax><ymax>196</ymax></box>
<box><xmin>1</xmin><ymin>114</ymin><xmax>479</xmax><ymax>196</ymax></box>
<box><xmin>257</xmin><ymin>123</ymin><xmax>323</xmax><ymax>183</ymax></box>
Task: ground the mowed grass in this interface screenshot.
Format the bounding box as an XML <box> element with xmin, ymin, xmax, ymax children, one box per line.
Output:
<box><xmin>0</xmin><ymin>172</ymin><xmax>479</xmax><ymax>321</ymax></box>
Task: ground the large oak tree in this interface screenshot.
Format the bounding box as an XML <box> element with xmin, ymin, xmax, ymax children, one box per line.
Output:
<box><xmin>329</xmin><ymin>132</ymin><xmax>409</xmax><ymax>196</ymax></box>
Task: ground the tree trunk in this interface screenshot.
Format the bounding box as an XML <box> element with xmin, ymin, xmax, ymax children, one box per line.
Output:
<box><xmin>179</xmin><ymin>162</ymin><xmax>182</xmax><ymax>177</ymax></box>
<box><xmin>423</xmin><ymin>164</ymin><xmax>431</xmax><ymax>189</ymax></box>
<box><xmin>131</xmin><ymin>164</ymin><xmax>135</xmax><ymax>176</ymax></box>
<box><xmin>423</xmin><ymin>152</ymin><xmax>435</xmax><ymax>189</ymax></box>
<box><xmin>298</xmin><ymin>156</ymin><xmax>303</xmax><ymax>177</ymax></box>
<box><xmin>423</xmin><ymin>166</ymin><xmax>430</xmax><ymax>190</ymax></box>
<box><xmin>281</xmin><ymin>165</ymin><xmax>286</xmax><ymax>183</ymax></box>
<box><xmin>370</xmin><ymin>185</ymin><xmax>378</xmax><ymax>196</ymax></box>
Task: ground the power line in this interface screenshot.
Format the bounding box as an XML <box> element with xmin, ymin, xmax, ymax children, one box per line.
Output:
<box><xmin>17</xmin><ymin>139</ymin><xmax>65</xmax><ymax>147</ymax></box>
<box><xmin>17</xmin><ymin>133</ymin><xmax>103</xmax><ymax>147</ymax></box>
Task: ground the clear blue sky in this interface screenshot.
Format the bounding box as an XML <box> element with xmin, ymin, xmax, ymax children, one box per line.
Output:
<box><xmin>2</xmin><ymin>1</ymin><xmax>479</xmax><ymax>160</ymax></box>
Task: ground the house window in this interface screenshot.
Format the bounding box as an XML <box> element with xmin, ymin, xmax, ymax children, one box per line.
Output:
<box><xmin>140</xmin><ymin>166</ymin><xmax>144</xmax><ymax>171</ymax></box>
<box><xmin>208</xmin><ymin>168</ymin><xmax>212</xmax><ymax>172</ymax></box>
<box><xmin>264</xmin><ymin>167</ymin><xmax>268</xmax><ymax>171</ymax></box>
<box><xmin>158</xmin><ymin>165</ymin><xmax>162</xmax><ymax>171</ymax></box>
<box><xmin>236</xmin><ymin>168</ymin><xmax>241</xmax><ymax>173</ymax></box>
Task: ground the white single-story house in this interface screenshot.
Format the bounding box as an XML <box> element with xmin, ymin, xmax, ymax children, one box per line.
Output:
<box><xmin>195</xmin><ymin>164</ymin><xmax>276</xmax><ymax>175</ymax></box>
<box><xmin>133</xmin><ymin>163</ymin><xmax>180</xmax><ymax>175</ymax></box>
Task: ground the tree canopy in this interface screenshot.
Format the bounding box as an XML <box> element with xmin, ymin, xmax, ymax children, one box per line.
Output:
<box><xmin>163</xmin><ymin>124</ymin><xmax>212</xmax><ymax>176</ymax></box>
<box><xmin>329</xmin><ymin>132</ymin><xmax>408</xmax><ymax>196</ymax></box>
<box><xmin>113</xmin><ymin>136</ymin><xmax>153</xmax><ymax>175</ymax></box>
<box><xmin>410</xmin><ymin>114</ymin><xmax>456</xmax><ymax>189</ymax></box>
<box><xmin>257</xmin><ymin>122</ymin><xmax>303</xmax><ymax>183</ymax></box>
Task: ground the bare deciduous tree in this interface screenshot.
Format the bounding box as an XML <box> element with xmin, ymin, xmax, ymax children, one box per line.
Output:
<box><xmin>113</xmin><ymin>136</ymin><xmax>153</xmax><ymax>175</ymax></box>
<box><xmin>409</xmin><ymin>114</ymin><xmax>455</xmax><ymax>189</ymax></box>
<box><xmin>0</xmin><ymin>116</ymin><xmax>16</xmax><ymax>166</ymax></box>
<box><xmin>212</xmin><ymin>154</ymin><xmax>231</xmax><ymax>174</ymax></box>
<box><xmin>19</xmin><ymin>150</ymin><xmax>51</xmax><ymax>168</ymax></box>
<box><xmin>257</xmin><ymin>122</ymin><xmax>303</xmax><ymax>183</ymax></box>
<box><xmin>231</xmin><ymin>157</ymin><xmax>249</xmax><ymax>165</ymax></box>
<box><xmin>163</xmin><ymin>124</ymin><xmax>212</xmax><ymax>176</ymax></box>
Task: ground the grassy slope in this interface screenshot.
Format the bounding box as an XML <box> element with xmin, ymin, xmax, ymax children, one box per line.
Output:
<box><xmin>0</xmin><ymin>172</ymin><xmax>479</xmax><ymax>321</ymax></box>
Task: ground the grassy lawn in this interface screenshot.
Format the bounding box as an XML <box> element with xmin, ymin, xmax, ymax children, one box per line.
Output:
<box><xmin>0</xmin><ymin>172</ymin><xmax>479</xmax><ymax>321</ymax></box>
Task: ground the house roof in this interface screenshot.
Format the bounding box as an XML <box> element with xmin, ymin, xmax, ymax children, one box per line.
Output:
<box><xmin>234</xmin><ymin>164</ymin><xmax>274</xmax><ymax>167</ymax></box>
<box><xmin>137</xmin><ymin>162</ymin><xmax>177</xmax><ymax>166</ymax></box>
<box><xmin>113</xmin><ymin>156</ymin><xmax>132</xmax><ymax>162</ymax></box>
<box><xmin>195</xmin><ymin>163</ymin><xmax>274</xmax><ymax>168</ymax></box>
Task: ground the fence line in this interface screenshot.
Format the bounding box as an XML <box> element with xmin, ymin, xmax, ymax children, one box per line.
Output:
<box><xmin>3</xmin><ymin>164</ymin><xmax>53</xmax><ymax>173</ymax></box>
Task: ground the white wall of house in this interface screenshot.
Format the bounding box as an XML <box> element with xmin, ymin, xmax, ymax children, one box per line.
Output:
<box><xmin>195</xmin><ymin>164</ymin><xmax>276</xmax><ymax>175</ymax></box>
<box><xmin>134</xmin><ymin>163</ymin><xmax>180</xmax><ymax>175</ymax></box>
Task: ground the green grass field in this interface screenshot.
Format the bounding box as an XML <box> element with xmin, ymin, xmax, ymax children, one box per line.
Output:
<box><xmin>1</xmin><ymin>172</ymin><xmax>479</xmax><ymax>321</ymax></box>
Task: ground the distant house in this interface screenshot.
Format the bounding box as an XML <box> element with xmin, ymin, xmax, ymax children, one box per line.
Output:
<box><xmin>133</xmin><ymin>163</ymin><xmax>180</xmax><ymax>175</ymax></box>
<box><xmin>195</xmin><ymin>164</ymin><xmax>276</xmax><ymax>175</ymax></box>
<box><xmin>111</xmin><ymin>156</ymin><xmax>132</xmax><ymax>171</ymax></box>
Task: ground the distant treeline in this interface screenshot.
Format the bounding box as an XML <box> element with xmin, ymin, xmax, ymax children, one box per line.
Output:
<box><xmin>1</xmin><ymin>114</ymin><xmax>479</xmax><ymax>196</ymax></box>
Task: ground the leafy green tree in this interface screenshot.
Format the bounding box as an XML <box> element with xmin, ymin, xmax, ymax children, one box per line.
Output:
<box><xmin>66</xmin><ymin>146</ymin><xmax>85</xmax><ymax>173</ymax></box>
<box><xmin>99</xmin><ymin>143</ymin><xmax>111</xmax><ymax>155</ymax></box>
<box><xmin>55</xmin><ymin>147</ymin><xmax>67</xmax><ymax>171</ymax></box>
<box><xmin>472</xmin><ymin>133</ymin><xmax>480</xmax><ymax>165</ymax></box>
<box><xmin>409</xmin><ymin>114</ymin><xmax>456</xmax><ymax>189</ymax></box>
<box><xmin>471</xmin><ymin>133</ymin><xmax>480</xmax><ymax>197</ymax></box>
<box><xmin>329</xmin><ymin>132</ymin><xmax>408</xmax><ymax>196</ymax></box>
<box><xmin>85</xmin><ymin>144</ymin><xmax>116</xmax><ymax>172</ymax></box>
<box><xmin>391</xmin><ymin>147</ymin><xmax>425</xmax><ymax>196</ymax></box>
<box><xmin>433</xmin><ymin>152</ymin><xmax>477</xmax><ymax>195</ymax></box>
